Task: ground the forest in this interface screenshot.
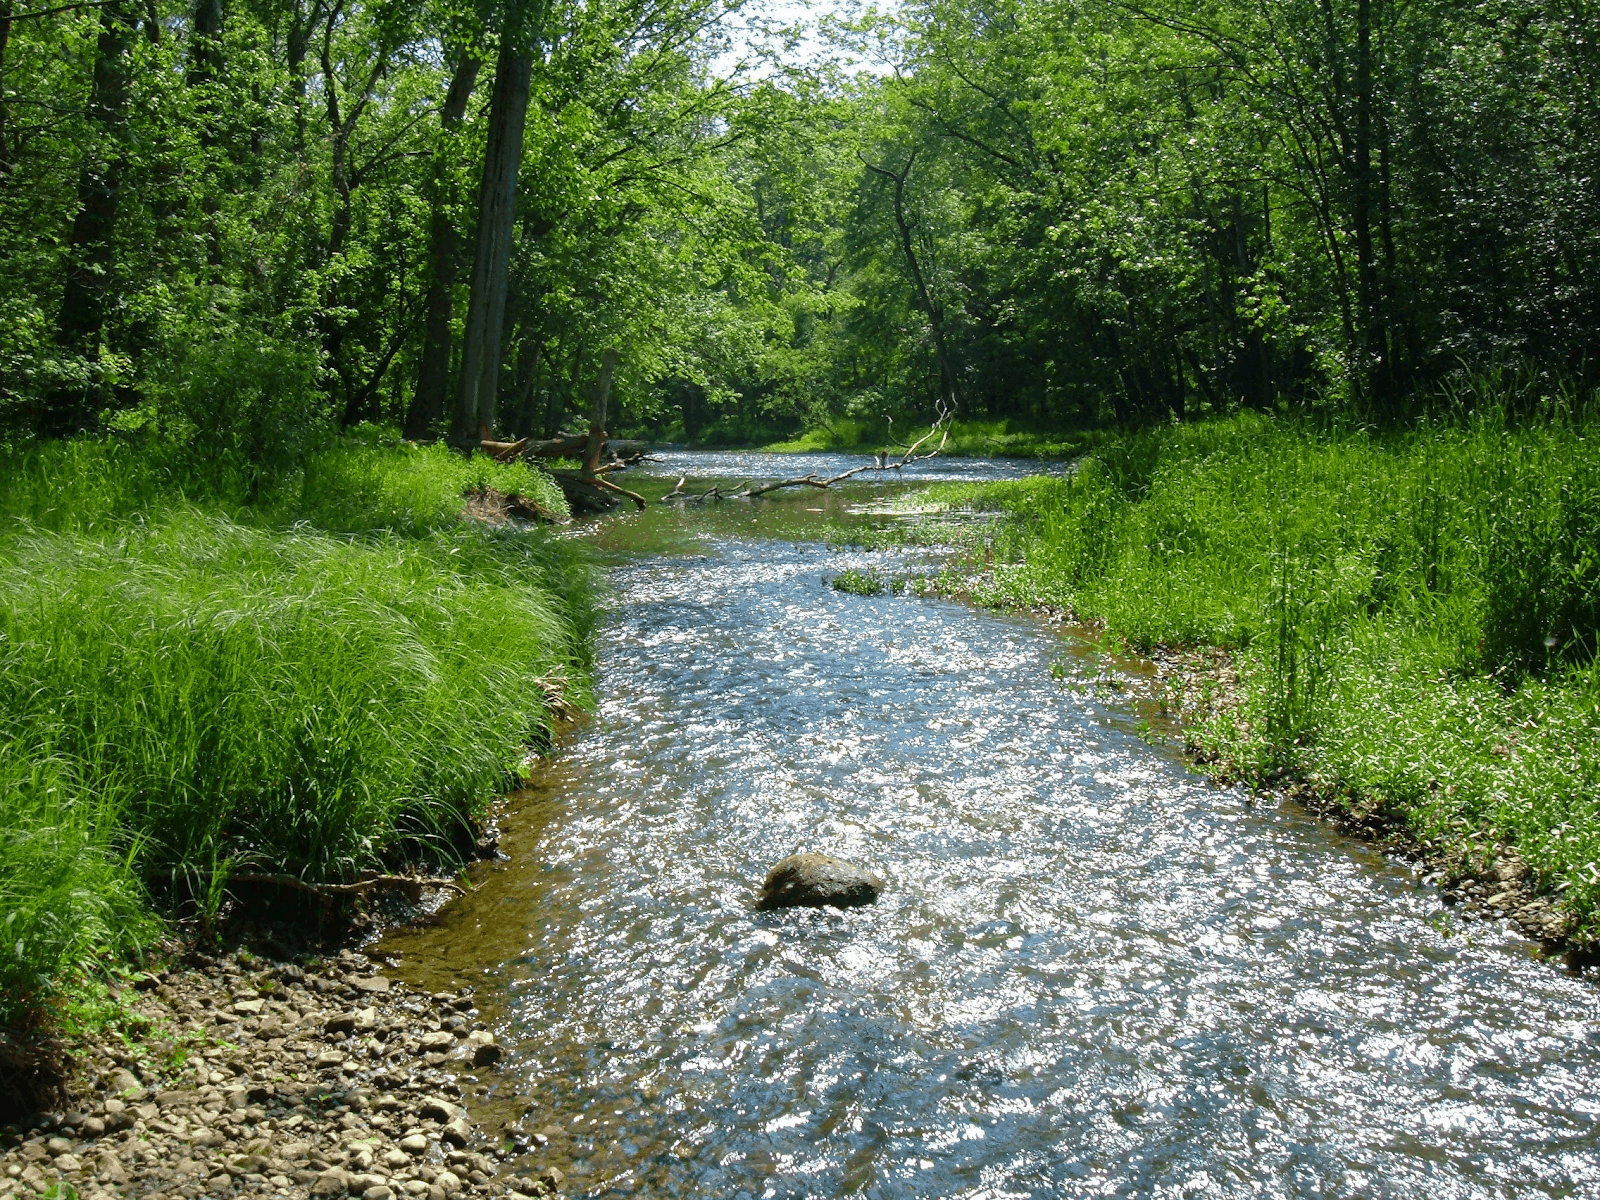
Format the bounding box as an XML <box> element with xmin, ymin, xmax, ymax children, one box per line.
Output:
<box><xmin>3</xmin><ymin>0</ymin><xmax>1600</xmax><ymax>1031</ymax></box>
<box><xmin>5</xmin><ymin>0</ymin><xmax>1598</xmax><ymax>448</ymax></box>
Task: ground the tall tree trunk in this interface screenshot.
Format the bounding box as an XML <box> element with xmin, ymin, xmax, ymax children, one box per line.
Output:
<box><xmin>545</xmin><ymin>339</ymin><xmax>580</xmax><ymax>436</ymax></box>
<box><xmin>188</xmin><ymin>0</ymin><xmax>225</xmax><ymax>270</ymax></box>
<box><xmin>0</xmin><ymin>0</ymin><xmax>14</xmax><ymax>181</ymax></box>
<box><xmin>581</xmin><ymin>349</ymin><xmax>619</xmax><ymax>476</ymax></box>
<box><xmin>188</xmin><ymin>0</ymin><xmax>223</xmax><ymax>87</ymax></box>
<box><xmin>1354</xmin><ymin>0</ymin><xmax>1385</xmax><ymax>410</ymax></box>
<box><xmin>48</xmin><ymin>0</ymin><xmax>137</xmax><ymax>436</ymax></box>
<box><xmin>507</xmin><ymin>330</ymin><xmax>543</xmax><ymax>438</ymax></box>
<box><xmin>861</xmin><ymin>150</ymin><xmax>962</xmax><ymax>418</ymax></box>
<box><xmin>452</xmin><ymin>13</ymin><xmax>534</xmax><ymax>444</ymax></box>
<box><xmin>404</xmin><ymin>48</ymin><xmax>482</xmax><ymax>439</ymax></box>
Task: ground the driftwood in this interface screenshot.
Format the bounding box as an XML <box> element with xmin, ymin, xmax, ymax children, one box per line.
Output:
<box><xmin>453</xmin><ymin>432</ymin><xmax>652</xmax><ymax>464</ymax></box>
<box><xmin>666</xmin><ymin>408</ymin><xmax>951</xmax><ymax>502</ymax></box>
<box><xmin>550</xmin><ymin>468</ymin><xmax>646</xmax><ymax>512</ymax></box>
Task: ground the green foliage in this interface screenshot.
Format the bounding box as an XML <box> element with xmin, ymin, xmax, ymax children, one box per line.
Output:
<box><xmin>296</xmin><ymin>437</ymin><xmax>571</xmax><ymax>532</ymax></box>
<box><xmin>923</xmin><ymin>408</ymin><xmax>1600</xmax><ymax>937</ymax></box>
<box><xmin>0</xmin><ymin>437</ymin><xmax>591</xmax><ymax>1021</ymax></box>
<box><xmin>832</xmin><ymin>567</ymin><xmax>886</xmax><ymax>595</ymax></box>
<box><xmin>0</xmin><ymin>514</ymin><xmax>588</xmax><ymax>883</ymax></box>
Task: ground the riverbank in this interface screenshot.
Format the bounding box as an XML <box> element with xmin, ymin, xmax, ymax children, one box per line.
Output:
<box><xmin>881</xmin><ymin>411</ymin><xmax>1600</xmax><ymax>956</ymax></box>
<box><xmin>757</xmin><ymin>417</ymin><xmax>1094</xmax><ymax>461</ymax></box>
<box><xmin>0</xmin><ymin>436</ymin><xmax>593</xmax><ymax>1058</ymax></box>
<box><xmin>0</xmin><ymin>945</ymin><xmax>564</xmax><ymax>1200</ymax></box>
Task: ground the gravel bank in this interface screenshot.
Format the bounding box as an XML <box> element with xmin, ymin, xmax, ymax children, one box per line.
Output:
<box><xmin>2</xmin><ymin>949</ymin><xmax>563</xmax><ymax>1200</ymax></box>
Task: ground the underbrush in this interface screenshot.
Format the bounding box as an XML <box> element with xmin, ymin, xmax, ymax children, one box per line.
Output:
<box><xmin>0</xmin><ymin>438</ymin><xmax>589</xmax><ymax>1023</ymax></box>
<box><xmin>914</xmin><ymin>408</ymin><xmax>1600</xmax><ymax>942</ymax></box>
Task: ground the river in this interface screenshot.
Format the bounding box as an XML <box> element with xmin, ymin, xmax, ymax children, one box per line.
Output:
<box><xmin>377</xmin><ymin>451</ymin><xmax>1600</xmax><ymax>1199</ymax></box>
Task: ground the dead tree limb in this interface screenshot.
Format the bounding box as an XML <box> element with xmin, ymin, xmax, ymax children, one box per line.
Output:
<box><xmin>668</xmin><ymin>405</ymin><xmax>951</xmax><ymax>503</ymax></box>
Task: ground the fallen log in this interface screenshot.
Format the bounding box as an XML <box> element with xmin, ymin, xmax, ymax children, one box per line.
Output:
<box><xmin>667</xmin><ymin>407</ymin><xmax>951</xmax><ymax>502</ymax></box>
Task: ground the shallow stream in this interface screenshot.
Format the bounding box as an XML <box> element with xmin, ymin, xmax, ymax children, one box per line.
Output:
<box><xmin>378</xmin><ymin>452</ymin><xmax>1600</xmax><ymax>1199</ymax></box>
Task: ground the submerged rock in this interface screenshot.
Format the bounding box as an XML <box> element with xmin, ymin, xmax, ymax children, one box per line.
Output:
<box><xmin>758</xmin><ymin>853</ymin><xmax>883</xmax><ymax>911</ymax></box>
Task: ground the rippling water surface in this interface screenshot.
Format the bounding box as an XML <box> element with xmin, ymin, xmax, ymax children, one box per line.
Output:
<box><xmin>379</xmin><ymin>456</ymin><xmax>1600</xmax><ymax>1199</ymax></box>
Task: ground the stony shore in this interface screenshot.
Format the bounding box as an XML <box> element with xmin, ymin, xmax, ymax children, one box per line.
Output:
<box><xmin>2</xmin><ymin>948</ymin><xmax>564</xmax><ymax>1200</ymax></box>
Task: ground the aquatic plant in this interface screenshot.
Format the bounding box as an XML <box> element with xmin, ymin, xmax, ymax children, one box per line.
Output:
<box><xmin>832</xmin><ymin>568</ymin><xmax>886</xmax><ymax>596</ymax></box>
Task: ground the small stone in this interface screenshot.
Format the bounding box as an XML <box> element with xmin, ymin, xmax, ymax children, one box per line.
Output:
<box><xmin>382</xmin><ymin>1151</ymin><xmax>409</xmax><ymax>1170</ymax></box>
<box><xmin>310</xmin><ymin>1168</ymin><xmax>350</xmax><ymax>1196</ymax></box>
<box><xmin>418</xmin><ymin>1032</ymin><xmax>455</xmax><ymax>1054</ymax></box>
<box><xmin>79</xmin><ymin>1116</ymin><xmax>105</xmax><ymax>1138</ymax></box>
<box><xmin>46</xmin><ymin>1138</ymin><xmax>73</xmax><ymax>1156</ymax></box>
<box><xmin>418</xmin><ymin>1098</ymin><xmax>465</xmax><ymax>1124</ymax></box>
<box><xmin>440</xmin><ymin>1118</ymin><xmax>471</xmax><ymax>1148</ymax></box>
<box><xmin>54</xmin><ymin>1154</ymin><xmax>82</xmax><ymax>1172</ymax></box>
<box><xmin>325</xmin><ymin>1013</ymin><xmax>359</xmax><ymax>1036</ymax></box>
<box><xmin>400</xmin><ymin>1135</ymin><xmax>429</xmax><ymax>1155</ymax></box>
<box><xmin>233</xmin><ymin>999</ymin><xmax>265</xmax><ymax>1016</ymax></box>
<box><xmin>364</xmin><ymin>1188</ymin><xmax>395</xmax><ymax>1200</ymax></box>
<box><xmin>436</xmin><ymin>1171</ymin><xmax>463</xmax><ymax>1195</ymax></box>
<box><xmin>349</xmin><ymin>1173</ymin><xmax>387</xmax><ymax>1193</ymax></box>
<box><xmin>539</xmin><ymin>1167</ymin><xmax>564</xmax><ymax>1188</ymax></box>
<box><xmin>472</xmin><ymin>1044</ymin><xmax>503</xmax><ymax>1068</ymax></box>
<box><xmin>351</xmin><ymin>976</ymin><xmax>392</xmax><ymax>995</ymax></box>
<box><xmin>96</xmin><ymin>1152</ymin><xmax>127</xmax><ymax>1183</ymax></box>
<box><xmin>403</xmin><ymin>1182</ymin><xmax>431</xmax><ymax>1196</ymax></box>
<box><xmin>315</xmin><ymin>1050</ymin><xmax>347</xmax><ymax>1068</ymax></box>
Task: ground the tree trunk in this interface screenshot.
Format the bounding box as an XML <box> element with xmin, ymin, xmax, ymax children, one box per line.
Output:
<box><xmin>581</xmin><ymin>349</ymin><xmax>619</xmax><ymax>476</ymax></box>
<box><xmin>861</xmin><ymin>150</ymin><xmax>962</xmax><ymax>417</ymax></box>
<box><xmin>0</xmin><ymin>0</ymin><xmax>14</xmax><ymax>181</ymax></box>
<box><xmin>452</xmin><ymin>15</ymin><xmax>534</xmax><ymax>444</ymax></box>
<box><xmin>1354</xmin><ymin>0</ymin><xmax>1386</xmax><ymax>410</ymax></box>
<box><xmin>545</xmin><ymin>338</ymin><xmax>580</xmax><ymax>436</ymax></box>
<box><xmin>404</xmin><ymin>48</ymin><xmax>482</xmax><ymax>439</ymax></box>
<box><xmin>508</xmin><ymin>331</ymin><xmax>543</xmax><ymax>438</ymax></box>
<box><xmin>48</xmin><ymin>0</ymin><xmax>137</xmax><ymax>436</ymax></box>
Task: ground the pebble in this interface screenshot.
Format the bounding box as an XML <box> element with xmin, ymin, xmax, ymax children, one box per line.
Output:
<box><xmin>0</xmin><ymin>951</ymin><xmax>565</xmax><ymax>1199</ymax></box>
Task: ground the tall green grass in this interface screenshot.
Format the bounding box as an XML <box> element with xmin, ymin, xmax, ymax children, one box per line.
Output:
<box><xmin>0</xmin><ymin>437</ymin><xmax>588</xmax><ymax>1022</ymax></box>
<box><xmin>922</xmin><ymin>408</ymin><xmax>1600</xmax><ymax>940</ymax></box>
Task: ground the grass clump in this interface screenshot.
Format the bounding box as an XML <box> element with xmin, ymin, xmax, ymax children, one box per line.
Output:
<box><xmin>920</xmin><ymin>407</ymin><xmax>1600</xmax><ymax>941</ymax></box>
<box><xmin>832</xmin><ymin>568</ymin><xmax>887</xmax><ymax>595</ymax></box>
<box><xmin>0</xmin><ymin>437</ymin><xmax>589</xmax><ymax>1023</ymax></box>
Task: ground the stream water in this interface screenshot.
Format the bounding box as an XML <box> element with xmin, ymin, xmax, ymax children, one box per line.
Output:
<box><xmin>377</xmin><ymin>452</ymin><xmax>1600</xmax><ymax>1199</ymax></box>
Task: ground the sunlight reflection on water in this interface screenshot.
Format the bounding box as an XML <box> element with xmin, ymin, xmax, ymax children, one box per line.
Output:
<box><xmin>380</xmin><ymin>467</ymin><xmax>1600</xmax><ymax>1200</ymax></box>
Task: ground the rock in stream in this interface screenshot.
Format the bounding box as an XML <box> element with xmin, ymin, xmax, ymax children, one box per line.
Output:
<box><xmin>758</xmin><ymin>853</ymin><xmax>882</xmax><ymax>911</ymax></box>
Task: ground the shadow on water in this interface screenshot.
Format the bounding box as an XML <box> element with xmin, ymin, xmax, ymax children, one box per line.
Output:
<box><xmin>376</xmin><ymin>452</ymin><xmax>1600</xmax><ymax>1199</ymax></box>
